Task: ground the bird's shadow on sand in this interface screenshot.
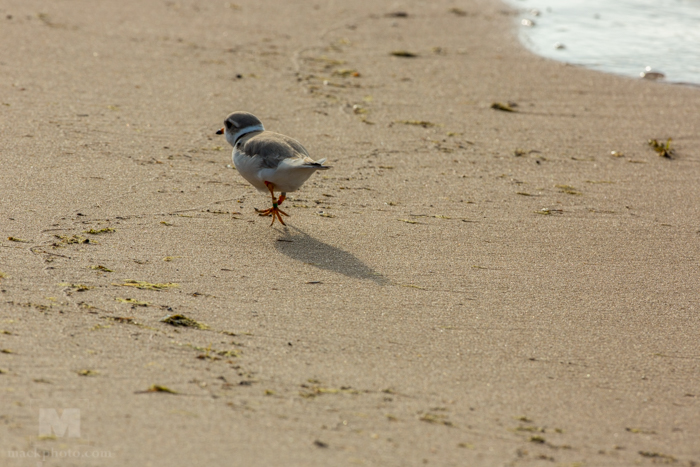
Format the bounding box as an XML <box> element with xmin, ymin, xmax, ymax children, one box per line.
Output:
<box><xmin>274</xmin><ymin>226</ymin><xmax>389</xmax><ymax>285</ymax></box>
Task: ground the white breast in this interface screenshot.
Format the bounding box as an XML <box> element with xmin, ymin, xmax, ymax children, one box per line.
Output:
<box><xmin>233</xmin><ymin>148</ymin><xmax>268</xmax><ymax>192</ymax></box>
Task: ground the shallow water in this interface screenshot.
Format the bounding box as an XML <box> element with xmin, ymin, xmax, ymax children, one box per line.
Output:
<box><xmin>504</xmin><ymin>0</ymin><xmax>700</xmax><ymax>85</ymax></box>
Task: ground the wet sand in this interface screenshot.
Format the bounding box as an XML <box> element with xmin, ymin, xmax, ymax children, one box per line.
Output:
<box><xmin>1</xmin><ymin>0</ymin><xmax>699</xmax><ymax>465</ymax></box>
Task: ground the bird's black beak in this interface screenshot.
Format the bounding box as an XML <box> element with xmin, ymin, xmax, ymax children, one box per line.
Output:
<box><xmin>216</xmin><ymin>127</ymin><xmax>224</xmax><ymax>135</ymax></box>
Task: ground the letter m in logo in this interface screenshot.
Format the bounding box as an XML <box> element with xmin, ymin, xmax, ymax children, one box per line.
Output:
<box><xmin>39</xmin><ymin>408</ymin><xmax>81</xmax><ymax>438</ymax></box>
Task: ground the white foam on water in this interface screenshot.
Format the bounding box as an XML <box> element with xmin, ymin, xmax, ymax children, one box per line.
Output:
<box><xmin>504</xmin><ymin>0</ymin><xmax>700</xmax><ymax>85</ymax></box>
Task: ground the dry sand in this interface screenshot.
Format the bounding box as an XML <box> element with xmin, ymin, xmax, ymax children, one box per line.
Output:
<box><xmin>1</xmin><ymin>0</ymin><xmax>699</xmax><ymax>465</ymax></box>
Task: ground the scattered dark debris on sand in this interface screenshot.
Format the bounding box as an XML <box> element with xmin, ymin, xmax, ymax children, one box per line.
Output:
<box><xmin>161</xmin><ymin>314</ymin><xmax>208</xmax><ymax>330</ymax></box>
<box><xmin>491</xmin><ymin>102</ymin><xmax>517</xmax><ymax>112</ymax></box>
<box><xmin>419</xmin><ymin>411</ymin><xmax>455</xmax><ymax>427</ymax></box>
<box><xmin>84</xmin><ymin>227</ymin><xmax>116</xmax><ymax>235</ymax></box>
<box><xmin>114</xmin><ymin>280</ymin><xmax>179</xmax><ymax>291</ymax></box>
<box><xmin>395</xmin><ymin>119</ymin><xmax>436</xmax><ymax>127</ymax></box>
<box><xmin>58</xmin><ymin>283</ymin><xmax>94</xmax><ymax>292</ymax></box>
<box><xmin>299</xmin><ymin>383</ymin><xmax>361</xmax><ymax>398</ymax></box>
<box><xmin>638</xmin><ymin>451</ymin><xmax>677</xmax><ymax>463</ymax></box>
<box><xmin>116</xmin><ymin>298</ymin><xmax>149</xmax><ymax>307</ymax></box>
<box><xmin>391</xmin><ymin>50</ymin><xmax>418</xmax><ymax>58</ymax></box>
<box><xmin>137</xmin><ymin>384</ymin><xmax>178</xmax><ymax>394</ymax></box>
<box><xmin>54</xmin><ymin>235</ymin><xmax>90</xmax><ymax>245</ymax></box>
<box><xmin>648</xmin><ymin>138</ymin><xmax>675</xmax><ymax>158</ymax></box>
<box><xmin>555</xmin><ymin>184</ymin><xmax>581</xmax><ymax>195</ymax></box>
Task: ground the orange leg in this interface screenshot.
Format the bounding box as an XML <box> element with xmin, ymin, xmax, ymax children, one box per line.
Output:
<box><xmin>254</xmin><ymin>181</ymin><xmax>290</xmax><ymax>226</ymax></box>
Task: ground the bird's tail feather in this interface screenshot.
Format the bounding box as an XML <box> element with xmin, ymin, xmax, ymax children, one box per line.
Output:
<box><xmin>303</xmin><ymin>158</ymin><xmax>331</xmax><ymax>169</ymax></box>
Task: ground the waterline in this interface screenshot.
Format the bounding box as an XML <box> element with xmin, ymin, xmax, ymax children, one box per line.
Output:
<box><xmin>505</xmin><ymin>0</ymin><xmax>700</xmax><ymax>85</ymax></box>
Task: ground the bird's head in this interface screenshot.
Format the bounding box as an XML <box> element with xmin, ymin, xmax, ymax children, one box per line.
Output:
<box><xmin>217</xmin><ymin>111</ymin><xmax>265</xmax><ymax>147</ymax></box>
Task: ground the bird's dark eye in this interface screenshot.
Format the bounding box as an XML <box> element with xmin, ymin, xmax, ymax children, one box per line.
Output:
<box><xmin>224</xmin><ymin>120</ymin><xmax>233</xmax><ymax>129</ymax></box>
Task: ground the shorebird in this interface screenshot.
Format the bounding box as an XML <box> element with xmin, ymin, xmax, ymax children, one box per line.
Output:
<box><xmin>217</xmin><ymin>112</ymin><xmax>330</xmax><ymax>226</ymax></box>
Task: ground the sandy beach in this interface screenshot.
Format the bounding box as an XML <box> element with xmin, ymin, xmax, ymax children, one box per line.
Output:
<box><xmin>1</xmin><ymin>0</ymin><xmax>699</xmax><ymax>465</ymax></box>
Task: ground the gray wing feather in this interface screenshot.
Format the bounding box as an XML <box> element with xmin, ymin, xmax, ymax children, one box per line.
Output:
<box><xmin>240</xmin><ymin>132</ymin><xmax>312</xmax><ymax>169</ymax></box>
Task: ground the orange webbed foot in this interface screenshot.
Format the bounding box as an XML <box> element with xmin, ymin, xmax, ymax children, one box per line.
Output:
<box><xmin>257</xmin><ymin>182</ymin><xmax>290</xmax><ymax>226</ymax></box>
<box><xmin>255</xmin><ymin>205</ymin><xmax>289</xmax><ymax>226</ymax></box>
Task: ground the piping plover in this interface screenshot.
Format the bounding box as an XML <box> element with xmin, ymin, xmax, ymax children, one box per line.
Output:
<box><xmin>217</xmin><ymin>111</ymin><xmax>330</xmax><ymax>226</ymax></box>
